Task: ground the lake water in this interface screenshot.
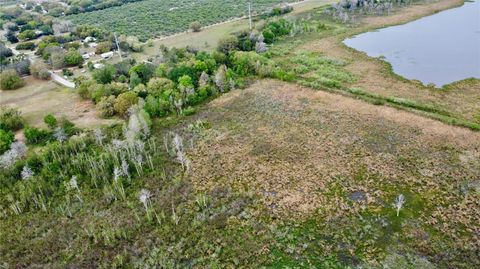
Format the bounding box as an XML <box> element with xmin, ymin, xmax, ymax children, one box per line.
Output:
<box><xmin>343</xmin><ymin>0</ymin><xmax>480</xmax><ymax>87</ymax></box>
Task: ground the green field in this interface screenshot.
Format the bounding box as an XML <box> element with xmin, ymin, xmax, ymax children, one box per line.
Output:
<box><xmin>66</xmin><ymin>0</ymin><xmax>294</xmax><ymax>41</ymax></box>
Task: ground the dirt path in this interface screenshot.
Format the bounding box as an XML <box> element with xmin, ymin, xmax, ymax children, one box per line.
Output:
<box><xmin>50</xmin><ymin>72</ymin><xmax>75</xmax><ymax>88</ymax></box>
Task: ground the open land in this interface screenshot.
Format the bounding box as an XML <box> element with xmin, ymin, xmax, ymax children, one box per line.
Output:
<box><xmin>0</xmin><ymin>0</ymin><xmax>479</xmax><ymax>268</ymax></box>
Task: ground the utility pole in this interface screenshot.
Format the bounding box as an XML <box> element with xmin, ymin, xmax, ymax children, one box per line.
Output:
<box><xmin>114</xmin><ymin>32</ymin><xmax>122</xmax><ymax>61</ymax></box>
<box><xmin>248</xmin><ymin>2</ymin><xmax>252</xmax><ymax>30</ymax></box>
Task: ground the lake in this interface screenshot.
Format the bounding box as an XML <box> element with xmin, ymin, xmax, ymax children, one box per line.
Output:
<box><xmin>343</xmin><ymin>0</ymin><xmax>480</xmax><ymax>87</ymax></box>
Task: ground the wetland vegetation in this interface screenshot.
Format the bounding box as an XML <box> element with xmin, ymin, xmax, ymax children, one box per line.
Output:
<box><xmin>0</xmin><ymin>0</ymin><xmax>479</xmax><ymax>268</ymax></box>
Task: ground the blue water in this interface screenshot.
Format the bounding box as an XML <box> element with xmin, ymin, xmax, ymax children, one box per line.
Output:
<box><xmin>343</xmin><ymin>0</ymin><xmax>480</xmax><ymax>86</ymax></box>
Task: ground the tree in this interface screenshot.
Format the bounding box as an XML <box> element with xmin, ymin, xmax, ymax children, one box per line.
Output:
<box><xmin>18</xmin><ymin>30</ymin><xmax>36</xmax><ymax>41</ymax></box>
<box><xmin>0</xmin><ymin>69</ymin><xmax>25</xmax><ymax>90</ymax></box>
<box><xmin>52</xmin><ymin>20</ymin><xmax>74</xmax><ymax>35</ymax></box>
<box><xmin>0</xmin><ymin>107</ymin><xmax>24</xmax><ymax>132</ymax></box>
<box><xmin>43</xmin><ymin>114</ymin><xmax>58</xmax><ymax>129</ymax></box>
<box><xmin>129</xmin><ymin>63</ymin><xmax>155</xmax><ymax>84</ymax></box>
<box><xmin>95</xmin><ymin>41</ymin><xmax>112</xmax><ymax>54</ymax></box>
<box><xmin>146</xmin><ymin>77</ymin><xmax>174</xmax><ymax>97</ymax></box>
<box><xmin>0</xmin><ymin>129</ymin><xmax>14</xmax><ymax>154</ymax></box>
<box><xmin>93</xmin><ymin>65</ymin><xmax>116</xmax><ymax>84</ymax></box>
<box><xmin>24</xmin><ymin>126</ymin><xmax>52</xmax><ymax>145</ymax></box>
<box><xmin>64</xmin><ymin>49</ymin><xmax>83</xmax><ymax>66</ymax></box>
<box><xmin>46</xmin><ymin>46</ymin><xmax>65</xmax><ymax>69</ymax></box>
<box><xmin>30</xmin><ymin>61</ymin><xmax>51</xmax><ymax>80</ymax></box>
<box><xmin>5</xmin><ymin>31</ymin><xmax>19</xmax><ymax>43</ymax></box>
<box><xmin>190</xmin><ymin>21</ymin><xmax>202</xmax><ymax>32</ymax></box>
<box><xmin>178</xmin><ymin>75</ymin><xmax>194</xmax><ymax>95</ymax></box>
<box><xmin>129</xmin><ymin>71</ymin><xmax>141</xmax><ymax>88</ymax></box>
<box><xmin>214</xmin><ymin>65</ymin><xmax>228</xmax><ymax>93</ymax></box>
<box><xmin>0</xmin><ymin>44</ymin><xmax>13</xmax><ymax>58</ymax></box>
<box><xmin>13</xmin><ymin>59</ymin><xmax>31</xmax><ymax>76</ymax></box>
<box><xmin>96</xmin><ymin>95</ymin><xmax>116</xmax><ymax>118</ymax></box>
<box><xmin>217</xmin><ymin>35</ymin><xmax>239</xmax><ymax>54</ymax></box>
<box><xmin>15</xmin><ymin>42</ymin><xmax>36</xmax><ymax>50</ymax></box>
<box><xmin>114</xmin><ymin>91</ymin><xmax>138</xmax><ymax>117</ymax></box>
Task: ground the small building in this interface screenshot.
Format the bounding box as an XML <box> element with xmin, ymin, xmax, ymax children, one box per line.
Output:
<box><xmin>101</xmin><ymin>51</ymin><xmax>114</xmax><ymax>59</ymax></box>
<box><xmin>84</xmin><ymin>36</ymin><xmax>97</xmax><ymax>43</ymax></box>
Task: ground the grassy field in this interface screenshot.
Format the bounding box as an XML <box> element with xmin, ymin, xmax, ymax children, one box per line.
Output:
<box><xmin>67</xmin><ymin>0</ymin><xmax>297</xmax><ymax>41</ymax></box>
<box><xmin>0</xmin><ymin>77</ymin><xmax>117</xmax><ymax>129</ymax></box>
<box><xmin>182</xmin><ymin>79</ymin><xmax>480</xmax><ymax>267</ymax></box>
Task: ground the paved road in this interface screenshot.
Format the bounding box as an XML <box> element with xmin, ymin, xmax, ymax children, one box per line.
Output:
<box><xmin>50</xmin><ymin>72</ymin><xmax>75</xmax><ymax>88</ymax></box>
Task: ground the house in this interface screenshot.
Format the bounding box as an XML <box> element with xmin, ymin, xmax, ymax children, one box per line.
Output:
<box><xmin>101</xmin><ymin>51</ymin><xmax>114</xmax><ymax>59</ymax></box>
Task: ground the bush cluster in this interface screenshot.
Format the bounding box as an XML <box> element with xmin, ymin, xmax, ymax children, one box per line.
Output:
<box><xmin>0</xmin><ymin>107</ymin><xmax>24</xmax><ymax>154</ymax></box>
<box><xmin>0</xmin><ymin>69</ymin><xmax>25</xmax><ymax>90</ymax></box>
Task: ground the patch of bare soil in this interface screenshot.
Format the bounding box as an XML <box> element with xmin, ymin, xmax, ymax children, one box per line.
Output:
<box><xmin>300</xmin><ymin>0</ymin><xmax>480</xmax><ymax>121</ymax></box>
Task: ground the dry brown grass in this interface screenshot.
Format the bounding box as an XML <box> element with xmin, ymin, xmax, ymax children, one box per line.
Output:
<box><xmin>186</xmin><ymin>80</ymin><xmax>480</xmax><ymax>212</ymax></box>
<box><xmin>178</xmin><ymin>79</ymin><xmax>479</xmax><ymax>265</ymax></box>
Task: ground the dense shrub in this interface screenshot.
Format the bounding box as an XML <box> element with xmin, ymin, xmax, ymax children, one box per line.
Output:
<box><xmin>18</xmin><ymin>29</ymin><xmax>36</xmax><ymax>40</ymax></box>
<box><xmin>59</xmin><ymin>117</ymin><xmax>78</xmax><ymax>137</ymax></box>
<box><xmin>24</xmin><ymin>126</ymin><xmax>52</xmax><ymax>145</ymax></box>
<box><xmin>129</xmin><ymin>63</ymin><xmax>155</xmax><ymax>84</ymax></box>
<box><xmin>96</xmin><ymin>95</ymin><xmax>116</xmax><ymax>118</ymax></box>
<box><xmin>0</xmin><ymin>43</ymin><xmax>14</xmax><ymax>58</ymax></box>
<box><xmin>106</xmin><ymin>82</ymin><xmax>128</xmax><ymax>96</ymax></box>
<box><xmin>76</xmin><ymin>79</ymin><xmax>97</xmax><ymax>99</ymax></box>
<box><xmin>5</xmin><ymin>31</ymin><xmax>18</xmax><ymax>43</ymax></box>
<box><xmin>168</xmin><ymin>64</ymin><xmax>197</xmax><ymax>86</ymax></box>
<box><xmin>95</xmin><ymin>41</ymin><xmax>112</xmax><ymax>54</ymax></box>
<box><xmin>15</xmin><ymin>42</ymin><xmax>36</xmax><ymax>50</ymax></box>
<box><xmin>91</xmin><ymin>84</ymin><xmax>111</xmax><ymax>103</ymax></box>
<box><xmin>231</xmin><ymin>51</ymin><xmax>275</xmax><ymax>77</ymax></box>
<box><xmin>190</xmin><ymin>21</ymin><xmax>202</xmax><ymax>32</ymax></box>
<box><xmin>64</xmin><ymin>49</ymin><xmax>84</xmax><ymax>66</ymax></box>
<box><xmin>114</xmin><ymin>91</ymin><xmax>138</xmax><ymax>117</ymax></box>
<box><xmin>0</xmin><ymin>129</ymin><xmax>14</xmax><ymax>154</ymax></box>
<box><xmin>217</xmin><ymin>35</ymin><xmax>239</xmax><ymax>54</ymax></box>
<box><xmin>269</xmin><ymin>5</ymin><xmax>293</xmax><ymax>17</ymax></box>
<box><xmin>93</xmin><ymin>65</ymin><xmax>116</xmax><ymax>84</ymax></box>
<box><xmin>262</xmin><ymin>19</ymin><xmax>292</xmax><ymax>43</ymax></box>
<box><xmin>30</xmin><ymin>61</ymin><xmax>51</xmax><ymax>80</ymax></box>
<box><xmin>146</xmin><ymin>77</ymin><xmax>175</xmax><ymax>97</ymax></box>
<box><xmin>0</xmin><ymin>69</ymin><xmax>25</xmax><ymax>90</ymax></box>
<box><xmin>129</xmin><ymin>71</ymin><xmax>142</xmax><ymax>88</ymax></box>
<box><xmin>131</xmin><ymin>83</ymin><xmax>146</xmax><ymax>97</ymax></box>
<box><xmin>0</xmin><ymin>107</ymin><xmax>24</xmax><ymax>131</ymax></box>
<box><xmin>64</xmin><ymin>42</ymin><xmax>81</xmax><ymax>50</ymax></box>
<box><xmin>43</xmin><ymin>114</ymin><xmax>58</xmax><ymax>129</ymax></box>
